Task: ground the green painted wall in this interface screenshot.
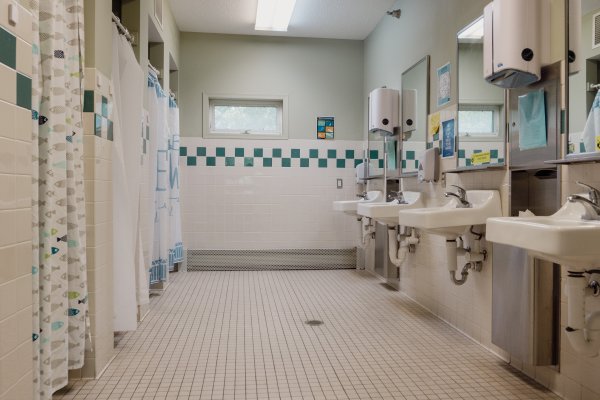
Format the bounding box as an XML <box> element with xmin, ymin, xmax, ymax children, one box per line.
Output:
<box><xmin>179</xmin><ymin>33</ymin><xmax>364</xmax><ymax>140</ymax></box>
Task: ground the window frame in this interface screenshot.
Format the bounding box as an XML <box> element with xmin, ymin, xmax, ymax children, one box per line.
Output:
<box><xmin>203</xmin><ymin>93</ymin><xmax>289</xmax><ymax>140</ymax></box>
<box><xmin>458</xmin><ymin>103</ymin><xmax>503</xmax><ymax>142</ymax></box>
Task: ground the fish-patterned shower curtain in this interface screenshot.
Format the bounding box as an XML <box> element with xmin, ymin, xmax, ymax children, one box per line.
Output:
<box><xmin>31</xmin><ymin>0</ymin><xmax>88</xmax><ymax>398</ymax></box>
<box><xmin>146</xmin><ymin>72</ymin><xmax>183</xmax><ymax>283</ymax></box>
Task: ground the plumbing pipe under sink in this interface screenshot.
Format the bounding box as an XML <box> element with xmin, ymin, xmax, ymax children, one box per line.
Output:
<box><xmin>565</xmin><ymin>270</ymin><xmax>600</xmax><ymax>357</ymax></box>
<box><xmin>388</xmin><ymin>227</ymin><xmax>419</xmax><ymax>267</ymax></box>
<box><xmin>360</xmin><ymin>217</ymin><xmax>375</xmax><ymax>248</ymax></box>
<box><xmin>445</xmin><ymin>228</ymin><xmax>487</xmax><ymax>286</ymax></box>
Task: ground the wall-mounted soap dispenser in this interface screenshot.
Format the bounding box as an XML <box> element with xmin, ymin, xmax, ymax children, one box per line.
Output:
<box><xmin>483</xmin><ymin>0</ymin><xmax>548</xmax><ymax>88</ymax></box>
<box><xmin>369</xmin><ymin>87</ymin><xmax>399</xmax><ymax>136</ymax></box>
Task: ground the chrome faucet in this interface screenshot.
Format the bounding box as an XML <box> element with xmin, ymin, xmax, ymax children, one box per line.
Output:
<box><xmin>387</xmin><ymin>191</ymin><xmax>407</xmax><ymax>204</ymax></box>
<box><xmin>356</xmin><ymin>192</ymin><xmax>369</xmax><ymax>200</ymax></box>
<box><xmin>568</xmin><ymin>181</ymin><xmax>600</xmax><ymax>219</ymax></box>
<box><xmin>444</xmin><ymin>185</ymin><xmax>471</xmax><ymax>208</ymax></box>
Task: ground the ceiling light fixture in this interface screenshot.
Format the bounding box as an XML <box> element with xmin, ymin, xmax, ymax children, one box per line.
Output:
<box><xmin>255</xmin><ymin>0</ymin><xmax>297</xmax><ymax>32</ymax></box>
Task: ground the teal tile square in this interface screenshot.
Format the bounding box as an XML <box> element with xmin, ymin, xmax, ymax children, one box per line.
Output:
<box><xmin>474</xmin><ymin>149</ymin><xmax>482</xmax><ymax>154</ymax></box>
<box><xmin>318</xmin><ymin>159</ymin><xmax>327</xmax><ymax>168</ymax></box>
<box><xmin>216</xmin><ymin>147</ymin><xmax>226</xmax><ymax>157</ymax></box>
<box><xmin>235</xmin><ymin>148</ymin><xmax>244</xmax><ymax>157</ymax></box>
<box><xmin>300</xmin><ymin>158</ymin><xmax>309</xmax><ymax>167</ymax></box>
<box><xmin>336</xmin><ymin>159</ymin><xmax>345</xmax><ymax>168</ymax></box>
<box><xmin>16</xmin><ymin>73</ymin><xmax>32</xmax><ymax>110</ymax></box>
<box><xmin>272</xmin><ymin>148</ymin><xmax>282</xmax><ymax>158</ymax></box>
<box><xmin>466</xmin><ymin>159</ymin><xmax>472</xmax><ymax>167</ymax></box>
<box><xmin>327</xmin><ymin>149</ymin><xmax>336</xmax><ymax>159</ymax></box>
<box><xmin>309</xmin><ymin>149</ymin><xmax>318</xmax><ymax>158</ymax></box>
<box><xmin>180</xmin><ymin>146</ymin><xmax>187</xmax><ymax>156</ymax></box>
<box><xmin>458</xmin><ymin>149</ymin><xmax>466</xmax><ymax>158</ymax></box>
<box><xmin>83</xmin><ymin>90</ymin><xmax>94</xmax><ymax>113</ymax></box>
<box><xmin>0</xmin><ymin>27</ymin><xmax>16</xmax><ymax>69</ymax></box>
<box><xmin>197</xmin><ymin>147</ymin><xmax>206</xmax><ymax>156</ymax></box>
<box><xmin>254</xmin><ymin>148</ymin><xmax>263</xmax><ymax>157</ymax></box>
<box><xmin>378</xmin><ymin>159</ymin><xmax>384</xmax><ymax>168</ymax></box>
<box><xmin>406</xmin><ymin>151</ymin><xmax>415</xmax><ymax>160</ymax></box>
<box><xmin>282</xmin><ymin>158</ymin><xmax>291</xmax><ymax>168</ymax></box>
<box><xmin>225</xmin><ymin>157</ymin><xmax>235</xmax><ymax>166</ymax></box>
<box><xmin>369</xmin><ymin>150</ymin><xmax>378</xmax><ymax>160</ymax></box>
<box><xmin>354</xmin><ymin>159</ymin><xmax>361</xmax><ymax>167</ymax></box>
<box><xmin>187</xmin><ymin>156</ymin><xmax>197</xmax><ymax>166</ymax></box>
<box><xmin>402</xmin><ymin>160</ymin><xmax>407</xmax><ymax>168</ymax></box>
<box><xmin>244</xmin><ymin>157</ymin><xmax>254</xmax><ymax>167</ymax></box>
<box><xmin>345</xmin><ymin>150</ymin><xmax>354</xmax><ymax>159</ymax></box>
<box><xmin>498</xmin><ymin>158</ymin><xmax>505</xmax><ymax>164</ymax></box>
<box><xmin>426</xmin><ymin>142</ymin><xmax>433</xmax><ymax>149</ymax></box>
<box><xmin>263</xmin><ymin>158</ymin><xmax>272</xmax><ymax>167</ymax></box>
<box><xmin>206</xmin><ymin>157</ymin><xmax>216</xmax><ymax>166</ymax></box>
<box><xmin>291</xmin><ymin>149</ymin><xmax>300</xmax><ymax>158</ymax></box>
<box><xmin>94</xmin><ymin>114</ymin><xmax>102</xmax><ymax>137</ymax></box>
<box><xmin>107</xmin><ymin>120</ymin><xmax>113</xmax><ymax>141</ymax></box>
<box><xmin>490</xmin><ymin>149</ymin><xmax>499</xmax><ymax>158</ymax></box>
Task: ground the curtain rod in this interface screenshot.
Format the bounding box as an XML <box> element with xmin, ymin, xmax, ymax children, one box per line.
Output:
<box><xmin>148</xmin><ymin>62</ymin><xmax>160</xmax><ymax>77</ymax></box>
<box><xmin>112</xmin><ymin>13</ymin><xmax>134</xmax><ymax>45</ymax></box>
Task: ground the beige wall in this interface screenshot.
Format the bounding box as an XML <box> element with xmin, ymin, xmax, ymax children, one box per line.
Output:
<box><xmin>0</xmin><ymin>1</ymin><xmax>33</xmax><ymax>399</ymax></box>
<box><xmin>84</xmin><ymin>0</ymin><xmax>113</xmax><ymax>77</ymax></box>
<box><xmin>178</xmin><ymin>33</ymin><xmax>364</xmax><ymax>140</ymax></box>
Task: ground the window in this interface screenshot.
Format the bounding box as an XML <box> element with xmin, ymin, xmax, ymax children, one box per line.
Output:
<box><xmin>203</xmin><ymin>94</ymin><xmax>288</xmax><ymax>139</ymax></box>
<box><xmin>458</xmin><ymin>104</ymin><xmax>502</xmax><ymax>139</ymax></box>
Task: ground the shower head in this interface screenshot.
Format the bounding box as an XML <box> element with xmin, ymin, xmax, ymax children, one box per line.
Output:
<box><xmin>386</xmin><ymin>9</ymin><xmax>401</xmax><ymax>19</ymax></box>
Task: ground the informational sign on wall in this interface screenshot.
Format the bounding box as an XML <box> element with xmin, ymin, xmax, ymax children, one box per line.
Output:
<box><xmin>317</xmin><ymin>116</ymin><xmax>334</xmax><ymax>139</ymax></box>
<box><xmin>437</xmin><ymin>62</ymin><xmax>451</xmax><ymax>107</ymax></box>
<box><xmin>441</xmin><ymin>118</ymin><xmax>455</xmax><ymax>158</ymax></box>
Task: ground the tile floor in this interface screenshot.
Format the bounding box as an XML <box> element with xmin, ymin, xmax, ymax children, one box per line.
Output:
<box><xmin>54</xmin><ymin>270</ymin><xmax>559</xmax><ymax>400</ymax></box>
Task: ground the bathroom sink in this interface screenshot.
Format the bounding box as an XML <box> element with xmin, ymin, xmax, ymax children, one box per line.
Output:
<box><xmin>333</xmin><ymin>191</ymin><xmax>383</xmax><ymax>217</ymax></box>
<box><xmin>397</xmin><ymin>190</ymin><xmax>502</xmax><ymax>238</ymax></box>
<box><xmin>486</xmin><ymin>198</ymin><xmax>600</xmax><ymax>268</ymax></box>
<box><xmin>356</xmin><ymin>191</ymin><xmax>424</xmax><ymax>226</ymax></box>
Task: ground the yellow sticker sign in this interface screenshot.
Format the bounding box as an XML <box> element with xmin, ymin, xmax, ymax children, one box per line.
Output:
<box><xmin>596</xmin><ymin>136</ymin><xmax>600</xmax><ymax>152</ymax></box>
<box><xmin>471</xmin><ymin>151</ymin><xmax>491</xmax><ymax>166</ymax></box>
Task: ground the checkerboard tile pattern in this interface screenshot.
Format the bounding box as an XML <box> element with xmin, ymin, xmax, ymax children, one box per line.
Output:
<box><xmin>0</xmin><ymin>19</ymin><xmax>32</xmax><ymax>110</ymax></box>
<box><xmin>181</xmin><ymin>144</ymin><xmax>378</xmax><ymax>169</ymax></box>
<box><xmin>54</xmin><ymin>270</ymin><xmax>560</xmax><ymax>400</ymax></box>
<box><xmin>457</xmin><ymin>143</ymin><xmax>505</xmax><ymax>168</ymax></box>
<box><xmin>83</xmin><ymin>71</ymin><xmax>114</xmax><ymax>141</ymax></box>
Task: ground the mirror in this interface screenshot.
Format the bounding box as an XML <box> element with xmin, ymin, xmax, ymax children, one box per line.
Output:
<box><xmin>568</xmin><ymin>0</ymin><xmax>600</xmax><ymax>155</ymax></box>
<box><xmin>457</xmin><ymin>17</ymin><xmax>506</xmax><ymax>168</ymax></box>
<box><xmin>366</xmin><ymin>131</ymin><xmax>398</xmax><ymax>177</ymax></box>
<box><xmin>401</xmin><ymin>56</ymin><xmax>430</xmax><ymax>174</ymax></box>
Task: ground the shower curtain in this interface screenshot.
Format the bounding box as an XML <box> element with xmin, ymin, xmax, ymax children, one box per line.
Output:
<box><xmin>147</xmin><ymin>72</ymin><xmax>183</xmax><ymax>283</ymax></box>
<box><xmin>111</xmin><ymin>24</ymin><xmax>146</xmax><ymax>331</ymax></box>
<box><xmin>168</xmin><ymin>98</ymin><xmax>183</xmax><ymax>270</ymax></box>
<box><xmin>31</xmin><ymin>0</ymin><xmax>88</xmax><ymax>398</ymax></box>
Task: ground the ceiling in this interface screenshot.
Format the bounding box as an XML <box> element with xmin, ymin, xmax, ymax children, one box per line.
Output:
<box><xmin>168</xmin><ymin>0</ymin><xmax>398</xmax><ymax>40</ymax></box>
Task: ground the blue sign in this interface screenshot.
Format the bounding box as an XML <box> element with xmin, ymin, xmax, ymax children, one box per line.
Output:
<box><xmin>442</xmin><ymin>119</ymin><xmax>455</xmax><ymax>158</ymax></box>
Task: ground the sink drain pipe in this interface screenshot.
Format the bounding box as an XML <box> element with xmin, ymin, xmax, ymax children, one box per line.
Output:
<box><xmin>388</xmin><ymin>227</ymin><xmax>419</xmax><ymax>267</ymax></box>
<box><xmin>359</xmin><ymin>217</ymin><xmax>375</xmax><ymax>248</ymax></box>
<box><xmin>565</xmin><ymin>270</ymin><xmax>600</xmax><ymax>357</ymax></box>
<box><xmin>447</xmin><ymin>228</ymin><xmax>486</xmax><ymax>286</ymax></box>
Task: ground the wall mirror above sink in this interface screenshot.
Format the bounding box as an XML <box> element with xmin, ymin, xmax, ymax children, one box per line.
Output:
<box><xmin>400</xmin><ymin>55</ymin><xmax>430</xmax><ymax>175</ymax></box>
<box><xmin>456</xmin><ymin>16</ymin><xmax>506</xmax><ymax>169</ymax></box>
<box><xmin>367</xmin><ymin>131</ymin><xmax>399</xmax><ymax>178</ymax></box>
<box><xmin>567</xmin><ymin>0</ymin><xmax>600</xmax><ymax>157</ymax></box>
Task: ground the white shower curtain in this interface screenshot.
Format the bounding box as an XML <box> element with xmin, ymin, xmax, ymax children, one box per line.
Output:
<box><xmin>111</xmin><ymin>24</ymin><xmax>146</xmax><ymax>331</ymax></box>
<box><xmin>31</xmin><ymin>0</ymin><xmax>88</xmax><ymax>398</ymax></box>
<box><xmin>147</xmin><ymin>72</ymin><xmax>183</xmax><ymax>283</ymax></box>
<box><xmin>168</xmin><ymin>98</ymin><xmax>183</xmax><ymax>270</ymax></box>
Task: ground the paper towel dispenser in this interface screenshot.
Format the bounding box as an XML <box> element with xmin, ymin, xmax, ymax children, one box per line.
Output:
<box><xmin>369</xmin><ymin>87</ymin><xmax>399</xmax><ymax>136</ymax></box>
<box><xmin>483</xmin><ymin>0</ymin><xmax>546</xmax><ymax>89</ymax></box>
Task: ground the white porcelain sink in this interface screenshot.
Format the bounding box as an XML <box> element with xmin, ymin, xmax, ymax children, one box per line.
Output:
<box><xmin>333</xmin><ymin>191</ymin><xmax>383</xmax><ymax>216</ymax></box>
<box><xmin>486</xmin><ymin>198</ymin><xmax>600</xmax><ymax>268</ymax></box>
<box><xmin>356</xmin><ymin>191</ymin><xmax>424</xmax><ymax>226</ymax></box>
<box><xmin>397</xmin><ymin>190</ymin><xmax>502</xmax><ymax>238</ymax></box>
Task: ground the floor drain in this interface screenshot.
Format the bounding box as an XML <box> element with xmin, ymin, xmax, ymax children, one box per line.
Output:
<box><xmin>305</xmin><ymin>320</ymin><xmax>324</xmax><ymax>326</ymax></box>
